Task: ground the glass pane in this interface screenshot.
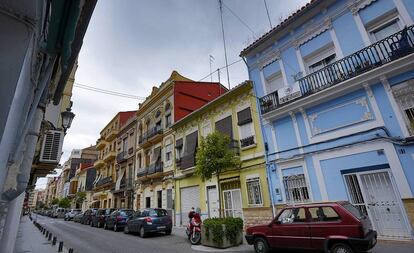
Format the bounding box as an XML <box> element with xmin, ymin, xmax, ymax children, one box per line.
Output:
<box><xmin>373</xmin><ymin>20</ymin><xmax>400</xmax><ymax>41</ymax></box>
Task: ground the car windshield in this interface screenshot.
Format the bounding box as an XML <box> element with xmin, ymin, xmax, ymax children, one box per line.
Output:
<box><xmin>149</xmin><ymin>209</ymin><xmax>168</xmax><ymax>217</ymax></box>
<box><xmin>341</xmin><ymin>202</ymin><xmax>365</xmax><ymax>219</ymax></box>
<box><xmin>73</xmin><ymin>209</ymin><xmax>81</xmax><ymax>213</ymax></box>
<box><xmin>120</xmin><ymin>210</ymin><xmax>134</xmax><ymax>216</ymax></box>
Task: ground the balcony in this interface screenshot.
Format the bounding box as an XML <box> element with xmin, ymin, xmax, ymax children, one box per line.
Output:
<box><xmin>140</xmin><ymin>126</ymin><xmax>163</xmax><ymax>148</ymax></box>
<box><xmin>105</xmin><ymin>129</ymin><xmax>119</xmax><ymax>141</ymax></box>
<box><xmin>259</xmin><ymin>25</ymin><xmax>414</xmax><ymax>114</ymax></box>
<box><xmin>94</xmin><ymin>159</ymin><xmax>105</xmax><ymax>168</ymax></box>
<box><xmin>179</xmin><ymin>153</ymin><xmax>196</xmax><ymax>170</ymax></box>
<box><xmin>136</xmin><ymin>167</ymin><xmax>148</xmax><ymax>178</ymax></box>
<box><xmin>116</xmin><ymin>151</ymin><xmax>127</xmax><ymax>164</ymax></box>
<box><xmin>240</xmin><ymin>136</ymin><xmax>255</xmax><ymax>148</ymax></box>
<box><xmin>128</xmin><ymin>147</ymin><xmax>134</xmax><ymax>156</ymax></box>
<box><xmin>103</xmin><ymin>151</ymin><xmax>116</xmax><ymax>162</ymax></box>
<box><xmin>120</xmin><ymin>178</ymin><xmax>134</xmax><ymax>190</ymax></box>
<box><xmin>96</xmin><ymin>138</ymin><xmax>107</xmax><ymax>150</ymax></box>
<box><xmin>95</xmin><ymin>176</ymin><xmax>113</xmax><ymax>188</ymax></box>
<box><xmin>148</xmin><ymin>161</ymin><xmax>163</xmax><ymax>177</ymax></box>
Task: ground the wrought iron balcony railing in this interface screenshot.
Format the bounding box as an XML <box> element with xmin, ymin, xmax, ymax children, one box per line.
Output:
<box><xmin>148</xmin><ymin>161</ymin><xmax>163</xmax><ymax>174</ymax></box>
<box><xmin>95</xmin><ymin>176</ymin><xmax>113</xmax><ymax>188</ymax></box>
<box><xmin>259</xmin><ymin>25</ymin><xmax>414</xmax><ymax>114</ymax></box>
<box><xmin>240</xmin><ymin>136</ymin><xmax>255</xmax><ymax>148</ymax></box>
<box><xmin>116</xmin><ymin>151</ymin><xmax>126</xmax><ymax>163</ymax></box>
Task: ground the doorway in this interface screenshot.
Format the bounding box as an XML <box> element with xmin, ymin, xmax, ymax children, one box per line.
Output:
<box><xmin>206</xmin><ymin>185</ymin><xmax>219</xmax><ymax>218</ymax></box>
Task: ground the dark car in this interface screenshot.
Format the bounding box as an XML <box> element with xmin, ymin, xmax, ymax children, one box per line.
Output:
<box><xmin>245</xmin><ymin>201</ymin><xmax>377</xmax><ymax>253</ymax></box>
<box><xmin>73</xmin><ymin>212</ymin><xmax>84</xmax><ymax>223</ymax></box>
<box><xmin>82</xmin><ymin>208</ymin><xmax>98</xmax><ymax>225</ymax></box>
<box><xmin>91</xmin><ymin>208</ymin><xmax>116</xmax><ymax>228</ymax></box>
<box><xmin>105</xmin><ymin>209</ymin><xmax>134</xmax><ymax>232</ymax></box>
<box><xmin>124</xmin><ymin>208</ymin><xmax>172</xmax><ymax>237</ymax></box>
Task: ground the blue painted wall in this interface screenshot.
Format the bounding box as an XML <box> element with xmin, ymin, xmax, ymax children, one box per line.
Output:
<box><xmin>394</xmin><ymin>144</ymin><xmax>414</xmax><ymax>192</ymax></box>
<box><xmin>300</xmin><ymin>31</ymin><xmax>333</xmax><ymax>57</ymax></box>
<box><xmin>388</xmin><ymin>69</ymin><xmax>414</xmax><ymax>86</ymax></box>
<box><xmin>320</xmin><ymin>150</ymin><xmax>388</xmax><ymax>200</ymax></box>
<box><xmin>263</xmin><ymin>60</ymin><xmax>281</xmax><ymax>79</ymax></box>
<box><xmin>249</xmin><ymin>67</ymin><xmax>264</xmax><ymax>97</ymax></box>
<box><xmin>281</xmin><ymin>47</ymin><xmax>301</xmax><ymax>84</ymax></box>
<box><xmin>402</xmin><ymin>0</ymin><xmax>414</xmax><ymax>21</ymax></box>
<box><xmin>359</xmin><ymin>0</ymin><xmax>396</xmax><ymax>24</ymax></box>
<box><xmin>333</xmin><ymin>12</ymin><xmax>365</xmax><ymax>55</ymax></box>
<box><xmin>295</xmin><ymin>112</ymin><xmax>309</xmax><ymax>145</ymax></box>
<box><xmin>305</xmin><ymin>156</ymin><xmax>321</xmax><ymax>201</ymax></box>
<box><xmin>281</xmin><ymin>166</ymin><xmax>303</xmax><ymax>176</ymax></box>
<box><xmin>273</xmin><ymin>116</ymin><xmax>298</xmax><ymax>158</ymax></box>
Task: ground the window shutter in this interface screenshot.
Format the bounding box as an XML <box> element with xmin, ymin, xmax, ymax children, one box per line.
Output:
<box><xmin>215</xmin><ymin>116</ymin><xmax>233</xmax><ymax>138</ymax></box>
<box><xmin>185</xmin><ymin>131</ymin><xmax>198</xmax><ymax>154</ymax></box>
<box><xmin>39</xmin><ymin>130</ymin><xmax>64</xmax><ymax>163</ymax></box>
<box><xmin>237</xmin><ymin>108</ymin><xmax>252</xmax><ymax>125</ymax></box>
<box><xmin>175</xmin><ymin>138</ymin><xmax>183</xmax><ymax>148</ymax></box>
<box><xmin>152</xmin><ymin>147</ymin><xmax>161</xmax><ymax>162</ymax></box>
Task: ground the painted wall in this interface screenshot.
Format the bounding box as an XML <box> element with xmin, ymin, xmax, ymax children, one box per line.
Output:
<box><xmin>333</xmin><ymin>12</ymin><xmax>365</xmax><ymax>55</ymax></box>
<box><xmin>359</xmin><ymin>0</ymin><xmax>396</xmax><ymax>24</ymax></box>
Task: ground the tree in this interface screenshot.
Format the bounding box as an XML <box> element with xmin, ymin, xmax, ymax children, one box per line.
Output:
<box><xmin>195</xmin><ymin>131</ymin><xmax>241</xmax><ymax>217</ymax></box>
<box><xmin>51</xmin><ymin>198</ymin><xmax>59</xmax><ymax>205</ymax></box>
<box><xmin>58</xmin><ymin>197</ymin><xmax>71</xmax><ymax>208</ymax></box>
<box><xmin>75</xmin><ymin>192</ymin><xmax>86</xmax><ymax>206</ymax></box>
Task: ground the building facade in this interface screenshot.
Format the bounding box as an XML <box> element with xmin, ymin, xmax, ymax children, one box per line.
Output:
<box><xmin>93</xmin><ymin>111</ymin><xmax>136</xmax><ymax>208</ymax></box>
<box><xmin>241</xmin><ymin>0</ymin><xmax>414</xmax><ymax>240</ymax></box>
<box><xmin>134</xmin><ymin>71</ymin><xmax>227</xmax><ymax>221</ymax></box>
<box><xmin>172</xmin><ymin>81</ymin><xmax>272</xmax><ymax>227</ymax></box>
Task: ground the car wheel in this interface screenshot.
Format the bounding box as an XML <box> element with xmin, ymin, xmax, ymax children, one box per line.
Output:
<box><xmin>331</xmin><ymin>243</ymin><xmax>354</xmax><ymax>253</ymax></box>
<box><xmin>254</xmin><ymin>237</ymin><xmax>270</xmax><ymax>253</ymax></box>
<box><xmin>165</xmin><ymin>229</ymin><xmax>171</xmax><ymax>235</ymax></box>
<box><xmin>139</xmin><ymin>227</ymin><xmax>146</xmax><ymax>238</ymax></box>
<box><xmin>113</xmin><ymin>223</ymin><xmax>118</xmax><ymax>232</ymax></box>
<box><xmin>124</xmin><ymin>225</ymin><xmax>129</xmax><ymax>234</ymax></box>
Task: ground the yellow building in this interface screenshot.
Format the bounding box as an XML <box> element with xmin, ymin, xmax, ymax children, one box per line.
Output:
<box><xmin>93</xmin><ymin>111</ymin><xmax>136</xmax><ymax>208</ymax></box>
<box><xmin>172</xmin><ymin>81</ymin><xmax>273</xmax><ymax>227</ymax></box>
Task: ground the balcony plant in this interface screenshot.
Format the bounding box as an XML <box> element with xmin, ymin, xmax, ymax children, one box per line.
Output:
<box><xmin>202</xmin><ymin>217</ymin><xmax>243</xmax><ymax>248</ymax></box>
<box><xmin>195</xmin><ymin>131</ymin><xmax>241</xmax><ymax>217</ymax></box>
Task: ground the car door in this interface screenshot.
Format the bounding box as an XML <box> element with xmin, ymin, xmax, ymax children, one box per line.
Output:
<box><xmin>108</xmin><ymin>211</ymin><xmax>117</xmax><ymax>228</ymax></box>
<box><xmin>271</xmin><ymin>207</ymin><xmax>311</xmax><ymax>250</ymax></box>
<box><xmin>308</xmin><ymin>206</ymin><xmax>342</xmax><ymax>250</ymax></box>
<box><xmin>130</xmin><ymin>211</ymin><xmax>141</xmax><ymax>232</ymax></box>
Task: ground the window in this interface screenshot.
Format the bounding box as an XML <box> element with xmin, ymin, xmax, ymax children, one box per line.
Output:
<box><xmin>137</xmin><ymin>154</ymin><xmax>142</xmax><ymax>168</ymax></box>
<box><xmin>266</xmin><ymin>71</ymin><xmax>284</xmax><ymax>93</ymax></box>
<box><xmin>246</xmin><ymin>178</ymin><xmax>263</xmax><ymax>206</ymax></box>
<box><xmin>165</xmin><ymin>143</ymin><xmax>172</xmax><ymax>162</ymax></box>
<box><xmin>304</xmin><ymin>44</ymin><xmax>336</xmax><ymax>74</ymax></box>
<box><xmin>165</xmin><ymin>114</ymin><xmax>172</xmax><ymax>128</ymax></box>
<box><xmin>283</xmin><ymin>174</ymin><xmax>310</xmax><ymax>203</ymax></box>
<box><xmin>308</xmin><ymin>53</ymin><xmax>336</xmax><ymax>73</ymax></box>
<box><xmin>122</xmin><ymin>138</ymin><xmax>128</xmax><ymax>153</ymax></box>
<box><xmin>156</xmin><ymin>120</ymin><xmax>162</xmax><ymax>130</ymax></box>
<box><xmin>277</xmin><ymin>208</ymin><xmax>306</xmax><ymax>224</ymax></box>
<box><xmin>145</xmin><ymin>197</ymin><xmax>151</xmax><ymax>208</ymax></box>
<box><xmin>392</xmin><ymin>81</ymin><xmax>414</xmax><ymax>136</ymax></box>
<box><xmin>370</xmin><ymin>19</ymin><xmax>401</xmax><ymax>42</ymax></box>
<box><xmin>309</xmin><ymin>207</ymin><xmax>340</xmax><ymax>222</ymax></box>
<box><xmin>157</xmin><ymin>190</ymin><xmax>162</xmax><ymax>208</ymax></box>
<box><xmin>166</xmin><ymin>189</ymin><xmax>173</xmax><ymax>209</ymax></box>
<box><xmin>175</xmin><ymin>138</ymin><xmax>183</xmax><ymax>159</ymax></box>
<box><xmin>237</xmin><ymin>108</ymin><xmax>255</xmax><ymax>147</ymax></box>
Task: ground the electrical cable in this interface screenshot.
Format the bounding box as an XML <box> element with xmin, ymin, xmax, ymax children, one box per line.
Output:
<box><xmin>222</xmin><ymin>2</ymin><xmax>257</xmax><ymax>39</ymax></box>
<box><xmin>198</xmin><ymin>58</ymin><xmax>243</xmax><ymax>82</ymax></box>
<box><xmin>73</xmin><ymin>82</ymin><xmax>146</xmax><ymax>100</ymax></box>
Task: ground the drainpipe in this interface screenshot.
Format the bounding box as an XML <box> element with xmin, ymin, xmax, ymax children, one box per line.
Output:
<box><xmin>242</xmin><ymin>56</ymin><xmax>276</xmax><ymax>219</ymax></box>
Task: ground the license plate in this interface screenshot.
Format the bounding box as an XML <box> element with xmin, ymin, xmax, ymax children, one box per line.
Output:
<box><xmin>157</xmin><ymin>226</ymin><xmax>166</xmax><ymax>229</ymax></box>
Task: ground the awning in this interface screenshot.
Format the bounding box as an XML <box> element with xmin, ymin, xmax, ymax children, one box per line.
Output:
<box><xmin>115</xmin><ymin>167</ymin><xmax>126</xmax><ymax>191</ymax></box>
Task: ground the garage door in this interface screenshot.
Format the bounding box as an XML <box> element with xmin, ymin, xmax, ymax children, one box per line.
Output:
<box><xmin>180</xmin><ymin>186</ymin><xmax>200</xmax><ymax>226</ymax></box>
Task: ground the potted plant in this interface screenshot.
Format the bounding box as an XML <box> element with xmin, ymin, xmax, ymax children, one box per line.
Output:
<box><xmin>201</xmin><ymin>217</ymin><xmax>243</xmax><ymax>249</ymax></box>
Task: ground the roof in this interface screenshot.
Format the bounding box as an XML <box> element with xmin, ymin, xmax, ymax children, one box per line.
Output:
<box><xmin>172</xmin><ymin>81</ymin><xmax>252</xmax><ymax>129</ymax></box>
<box><xmin>240</xmin><ymin>0</ymin><xmax>319</xmax><ymax>57</ymax></box>
<box><xmin>119</xmin><ymin>111</ymin><xmax>137</xmax><ymax>127</ymax></box>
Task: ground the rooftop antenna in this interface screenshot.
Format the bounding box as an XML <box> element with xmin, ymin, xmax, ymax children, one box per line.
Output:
<box><xmin>209</xmin><ymin>55</ymin><xmax>215</xmax><ymax>82</ymax></box>
<box><xmin>218</xmin><ymin>0</ymin><xmax>231</xmax><ymax>89</ymax></box>
<box><xmin>263</xmin><ymin>0</ymin><xmax>273</xmax><ymax>29</ymax></box>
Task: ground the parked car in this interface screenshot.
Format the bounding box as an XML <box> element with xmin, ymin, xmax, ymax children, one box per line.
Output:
<box><xmin>105</xmin><ymin>209</ymin><xmax>134</xmax><ymax>232</ymax></box>
<box><xmin>73</xmin><ymin>212</ymin><xmax>84</xmax><ymax>223</ymax></box>
<box><xmin>83</xmin><ymin>208</ymin><xmax>98</xmax><ymax>225</ymax></box>
<box><xmin>245</xmin><ymin>201</ymin><xmax>377</xmax><ymax>253</ymax></box>
<box><xmin>91</xmin><ymin>208</ymin><xmax>116</xmax><ymax>228</ymax></box>
<box><xmin>124</xmin><ymin>208</ymin><xmax>172</xmax><ymax>237</ymax></box>
<box><xmin>64</xmin><ymin>209</ymin><xmax>81</xmax><ymax>221</ymax></box>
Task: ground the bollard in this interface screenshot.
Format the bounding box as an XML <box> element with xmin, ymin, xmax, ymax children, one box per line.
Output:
<box><xmin>52</xmin><ymin>236</ymin><xmax>57</xmax><ymax>246</ymax></box>
<box><xmin>43</xmin><ymin>229</ymin><xmax>46</xmax><ymax>235</ymax></box>
<box><xmin>48</xmin><ymin>233</ymin><xmax>52</xmax><ymax>241</ymax></box>
<box><xmin>58</xmin><ymin>241</ymin><xmax>64</xmax><ymax>252</ymax></box>
<box><xmin>68</xmin><ymin>248</ymin><xmax>74</xmax><ymax>253</ymax></box>
<box><xmin>45</xmin><ymin>230</ymin><xmax>49</xmax><ymax>237</ymax></box>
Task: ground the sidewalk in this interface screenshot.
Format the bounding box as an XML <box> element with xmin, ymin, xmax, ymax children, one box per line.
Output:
<box><xmin>14</xmin><ymin>215</ymin><xmax>56</xmax><ymax>253</ymax></box>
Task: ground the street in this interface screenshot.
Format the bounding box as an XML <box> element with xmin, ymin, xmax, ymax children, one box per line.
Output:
<box><xmin>32</xmin><ymin>215</ymin><xmax>414</xmax><ymax>253</ymax></box>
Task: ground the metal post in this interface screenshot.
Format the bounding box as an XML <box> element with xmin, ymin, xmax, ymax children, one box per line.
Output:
<box><xmin>48</xmin><ymin>233</ymin><xmax>52</xmax><ymax>241</ymax></box>
<box><xmin>68</xmin><ymin>248</ymin><xmax>74</xmax><ymax>253</ymax></box>
<box><xmin>58</xmin><ymin>241</ymin><xmax>64</xmax><ymax>252</ymax></box>
<box><xmin>52</xmin><ymin>236</ymin><xmax>57</xmax><ymax>246</ymax></box>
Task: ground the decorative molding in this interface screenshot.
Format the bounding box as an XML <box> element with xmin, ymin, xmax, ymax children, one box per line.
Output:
<box><xmin>363</xmin><ymin>83</ymin><xmax>373</xmax><ymax>97</ymax></box>
<box><xmin>295</xmin><ymin>18</ymin><xmax>333</xmax><ymax>47</ymax></box>
<box><xmin>259</xmin><ymin>49</ymin><xmax>281</xmax><ymax>70</ymax></box>
<box><xmin>347</xmin><ymin>0</ymin><xmax>378</xmax><ymax>15</ymax></box>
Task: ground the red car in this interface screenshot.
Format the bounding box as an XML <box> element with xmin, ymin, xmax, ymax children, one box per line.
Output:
<box><xmin>245</xmin><ymin>201</ymin><xmax>377</xmax><ymax>253</ymax></box>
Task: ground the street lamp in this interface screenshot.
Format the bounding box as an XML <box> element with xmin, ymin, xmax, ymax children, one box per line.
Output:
<box><xmin>61</xmin><ymin>107</ymin><xmax>75</xmax><ymax>132</ymax></box>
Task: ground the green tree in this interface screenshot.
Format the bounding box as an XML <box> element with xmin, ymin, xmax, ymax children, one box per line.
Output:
<box><xmin>58</xmin><ymin>197</ymin><xmax>71</xmax><ymax>208</ymax></box>
<box><xmin>75</xmin><ymin>192</ymin><xmax>86</xmax><ymax>205</ymax></box>
<box><xmin>51</xmin><ymin>198</ymin><xmax>59</xmax><ymax>205</ymax></box>
<box><xmin>195</xmin><ymin>131</ymin><xmax>241</xmax><ymax>217</ymax></box>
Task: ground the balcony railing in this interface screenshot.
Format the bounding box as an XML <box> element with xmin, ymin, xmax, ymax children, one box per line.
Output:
<box><xmin>240</xmin><ymin>136</ymin><xmax>255</xmax><ymax>148</ymax></box>
<box><xmin>136</xmin><ymin>167</ymin><xmax>148</xmax><ymax>177</ymax></box>
<box><xmin>148</xmin><ymin>161</ymin><xmax>163</xmax><ymax>174</ymax></box>
<box><xmin>120</xmin><ymin>178</ymin><xmax>134</xmax><ymax>190</ymax></box>
<box><xmin>128</xmin><ymin>147</ymin><xmax>134</xmax><ymax>155</ymax></box>
<box><xmin>116</xmin><ymin>151</ymin><xmax>126</xmax><ymax>163</ymax></box>
<box><xmin>144</xmin><ymin>126</ymin><xmax>163</xmax><ymax>140</ymax></box>
<box><xmin>95</xmin><ymin>176</ymin><xmax>113</xmax><ymax>188</ymax></box>
<box><xmin>259</xmin><ymin>25</ymin><xmax>414</xmax><ymax>114</ymax></box>
<box><xmin>180</xmin><ymin>153</ymin><xmax>196</xmax><ymax>169</ymax></box>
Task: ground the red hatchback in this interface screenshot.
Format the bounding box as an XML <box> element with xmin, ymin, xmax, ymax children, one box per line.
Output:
<box><xmin>245</xmin><ymin>201</ymin><xmax>377</xmax><ymax>253</ymax></box>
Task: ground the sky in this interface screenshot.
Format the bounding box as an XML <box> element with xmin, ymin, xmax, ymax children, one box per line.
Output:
<box><xmin>35</xmin><ymin>0</ymin><xmax>309</xmax><ymax>189</ymax></box>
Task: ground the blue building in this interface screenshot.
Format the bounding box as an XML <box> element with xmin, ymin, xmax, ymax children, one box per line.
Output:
<box><xmin>240</xmin><ymin>0</ymin><xmax>414</xmax><ymax>240</ymax></box>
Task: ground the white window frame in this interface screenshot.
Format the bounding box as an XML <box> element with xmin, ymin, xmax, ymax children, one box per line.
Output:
<box><xmin>303</xmin><ymin>43</ymin><xmax>337</xmax><ymax>74</ymax></box>
<box><xmin>282</xmin><ymin>174</ymin><xmax>311</xmax><ymax>204</ymax></box>
<box><xmin>365</xmin><ymin>11</ymin><xmax>404</xmax><ymax>43</ymax></box>
<box><xmin>265</xmin><ymin>70</ymin><xmax>285</xmax><ymax>94</ymax></box>
<box><xmin>246</xmin><ymin>177</ymin><xmax>263</xmax><ymax>206</ymax></box>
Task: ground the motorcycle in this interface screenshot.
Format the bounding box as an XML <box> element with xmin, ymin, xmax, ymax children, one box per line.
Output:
<box><xmin>186</xmin><ymin>213</ymin><xmax>202</xmax><ymax>245</ymax></box>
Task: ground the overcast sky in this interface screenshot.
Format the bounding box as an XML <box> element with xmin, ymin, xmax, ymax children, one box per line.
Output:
<box><xmin>36</xmin><ymin>0</ymin><xmax>309</xmax><ymax>189</ymax></box>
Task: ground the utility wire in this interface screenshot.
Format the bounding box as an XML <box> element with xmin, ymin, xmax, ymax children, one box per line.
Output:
<box><xmin>263</xmin><ymin>0</ymin><xmax>273</xmax><ymax>29</ymax></box>
<box><xmin>74</xmin><ymin>82</ymin><xmax>146</xmax><ymax>100</ymax></box>
<box><xmin>222</xmin><ymin>2</ymin><xmax>257</xmax><ymax>39</ymax></box>
<box><xmin>198</xmin><ymin>58</ymin><xmax>243</xmax><ymax>82</ymax></box>
<box><xmin>219</xmin><ymin>0</ymin><xmax>231</xmax><ymax>89</ymax></box>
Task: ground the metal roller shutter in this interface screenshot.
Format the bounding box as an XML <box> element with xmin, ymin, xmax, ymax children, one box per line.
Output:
<box><xmin>180</xmin><ymin>186</ymin><xmax>199</xmax><ymax>226</ymax></box>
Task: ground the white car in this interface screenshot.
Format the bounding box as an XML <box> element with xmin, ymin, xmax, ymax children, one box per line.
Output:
<box><xmin>64</xmin><ymin>209</ymin><xmax>81</xmax><ymax>221</ymax></box>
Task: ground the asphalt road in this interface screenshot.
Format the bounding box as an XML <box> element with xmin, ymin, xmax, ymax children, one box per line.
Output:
<box><xmin>34</xmin><ymin>215</ymin><xmax>216</xmax><ymax>253</ymax></box>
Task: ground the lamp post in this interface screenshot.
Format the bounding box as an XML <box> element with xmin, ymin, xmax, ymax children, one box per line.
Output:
<box><xmin>61</xmin><ymin>107</ymin><xmax>75</xmax><ymax>133</ymax></box>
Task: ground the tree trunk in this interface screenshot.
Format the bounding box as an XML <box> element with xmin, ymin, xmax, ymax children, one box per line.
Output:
<box><xmin>217</xmin><ymin>170</ymin><xmax>222</xmax><ymax>218</ymax></box>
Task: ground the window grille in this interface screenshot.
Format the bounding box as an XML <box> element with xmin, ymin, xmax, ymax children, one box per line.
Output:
<box><xmin>283</xmin><ymin>174</ymin><xmax>310</xmax><ymax>203</ymax></box>
<box><xmin>246</xmin><ymin>178</ymin><xmax>263</xmax><ymax>206</ymax></box>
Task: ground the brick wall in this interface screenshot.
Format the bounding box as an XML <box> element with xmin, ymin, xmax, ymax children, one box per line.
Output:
<box><xmin>243</xmin><ymin>207</ymin><xmax>273</xmax><ymax>229</ymax></box>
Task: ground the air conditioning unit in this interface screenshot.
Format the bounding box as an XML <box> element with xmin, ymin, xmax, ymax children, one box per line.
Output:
<box><xmin>39</xmin><ymin>130</ymin><xmax>64</xmax><ymax>163</ymax></box>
